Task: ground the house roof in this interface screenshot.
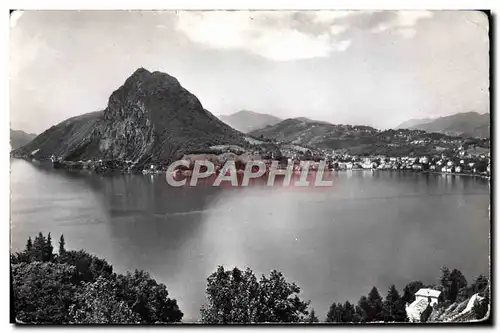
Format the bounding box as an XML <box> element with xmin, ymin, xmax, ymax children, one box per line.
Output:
<box><xmin>415</xmin><ymin>288</ymin><xmax>441</xmax><ymax>298</ymax></box>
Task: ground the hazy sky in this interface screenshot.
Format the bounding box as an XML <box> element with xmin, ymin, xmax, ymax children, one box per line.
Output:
<box><xmin>10</xmin><ymin>10</ymin><xmax>489</xmax><ymax>134</ymax></box>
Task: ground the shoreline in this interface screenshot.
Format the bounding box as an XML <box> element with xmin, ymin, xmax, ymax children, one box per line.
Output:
<box><xmin>12</xmin><ymin>157</ymin><xmax>490</xmax><ymax>181</ymax></box>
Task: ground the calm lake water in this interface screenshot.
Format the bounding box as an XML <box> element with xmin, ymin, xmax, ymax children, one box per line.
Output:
<box><xmin>10</xmin><ymin>159</ymin><xmax>490</xmax><ymax>321</ymax></box>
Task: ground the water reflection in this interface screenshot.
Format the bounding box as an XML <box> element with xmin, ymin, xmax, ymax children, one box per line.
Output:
<box><xmin>10</xmin><ymin>160</ymin><xmax>490</xmax><ymax>321</ymax></box>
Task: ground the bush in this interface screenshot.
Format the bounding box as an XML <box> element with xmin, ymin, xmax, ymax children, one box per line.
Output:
<box><xmin>12</xmin><ymin>262</ymin><xmax>77</xmax><ymax>323</ymax></box>
<box><xmin>56</xmin><ymin>250</ymin><xmax>113</xmax><ymax>284</ymax></box>
<box><xmin>69</xmin><ymin>276</ymin><xmax>140</xmax><ymax>324</ymax></box>
<box><xmin>200</xmin><ymin>266</ymin><xmax>309</xmax><ymax>323</ymax></box>
<box><xmin>11</xmin><ymin>233</ymin><xmax>183</xmax><ymax>324</ymax></box>
<box><xmin>115</xmin><ymin>270</ymin><xmax>183</xmax><ymax>323</ymax></box>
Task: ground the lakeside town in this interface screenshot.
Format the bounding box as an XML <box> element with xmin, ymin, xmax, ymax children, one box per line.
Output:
<box><xmin>29</xmin><ymin>138</ymin><xmax>490</xmax><ymax>180</ymax></box>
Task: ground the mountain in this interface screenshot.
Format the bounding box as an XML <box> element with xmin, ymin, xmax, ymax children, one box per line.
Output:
<box><xmin>12</xmin><ymin>68</ymin><xmax>246</xmax><ymax>165</ymax></box>
<box><xmin>292</xmin><ymin>117</ymin><xmax>331</xmax><ymax>125</ymax></box>
<box><xmin>219</xmin><ymin>110</ymin><xmax>282</xmax><ymax>133</ymax></box>
<box><xmin>248</xmin><ymin>117</ymin><xmax>488</xmax><ymax>157</ymax></box>
<box><xmin>397</xmin><ymin>112</ymin><xmax>490</xmax><ymax>138</ymax></box>
<box><xmin>396</xmin><ymin>118</ymin><xmax>433</xmax><ymax>129</ymax></box>
<box><xmin>249</xmin><ymin>118</ymin><xmax>379</xmax><ymax>149</ymax></box>
<box><xmin>10</xmin><ymin>129</ymin><xmax>37</xmax><ymax>150</ymax></box>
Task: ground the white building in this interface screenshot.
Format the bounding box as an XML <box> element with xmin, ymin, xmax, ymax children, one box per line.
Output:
<box><xmin>415</xmin><ymin>289</ymin><xmax>441</xmax><ymax>306</ymax></box>
<box><xmin>406</xmin><ymin>288</ymin><xmax>441</xmax><ymax>323</ymax></box>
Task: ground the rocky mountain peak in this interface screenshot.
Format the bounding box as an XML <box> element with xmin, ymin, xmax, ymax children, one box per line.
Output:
<box><xmin>13</xmin><ymin>68</ymin><xmax>246</xmax><ymax>165</ymax></box>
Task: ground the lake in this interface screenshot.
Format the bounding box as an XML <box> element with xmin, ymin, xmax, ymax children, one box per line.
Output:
<box><xmin>10</xmin><ymin>159</ymin><xmax>490</xmax><ymax>321</ymax></box>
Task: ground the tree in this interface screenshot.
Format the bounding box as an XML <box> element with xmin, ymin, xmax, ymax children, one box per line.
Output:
<box><xmin>69</xmin><ymin>276</ymin><xmax>140</xmax><ymax>324</ymax></box>
<box><xmin>358</xmin><ymin>287</ymin><xmax>384</xmax><ymax>322</ymax></box>
<box><xmin>56</xmin><ymin>250</ymin><xmax>113</xmax><ymax>283</ymax></box>
<box><xmin>439</xmin><ymin>266</ymin><xmax>452</xmax><ymax>301</ymax></box>
<box><xmin>383</xmin><ymin>285</ymin><xmax>407</xmax><ymax>322</ymax></box>
<box><xmin>59</xmin><ymin>234</ymin><xmax>66</xmax><ymax>256</ymax></box>
<box><xmin>11</xmin><ymin>237</ymin><xmax>33</xmax><ymax>264</ymax></box>
<box><xmin>449</xmin><ymin>269</ymin><xmax>467</xmax><ymax>303</ymax></box>
<box><xmin>402</xmin><ymin>281</ymin><xmax>424</xmax><ymax>305</ymax></box>
<box><xmin>357</xmin><ymin>296</ymin><xmax>370</xmax><ymax>322</ymax></box>
<box><xmin>325</xmin><ymin>301</ymin><xmax>360</xmax><ymax>323</ymax></box>
<box><xmin>12</xmin><ymin>262</ymin><xmax>77</xmax><ymax>323</ymax></box>
<box><xmin>26</xmin><ymin>237</ymin><xmax>33</xmax><ymax>252</ymax></box>
<box><xmin>439</xmin><ymin>267</ymin><xmax>467</xmax><ymax>303</ymax></box>
<box><xmin>325</xmin><ymin>303</ymin><xmax>343</xmax><ymax>323</ymax></box>
<box><xmin>257</xmin><ymin>270</ymin><xmax>310</xmax><ymax>322</ymax></box>
<box><xmin>12</xmin><ymin>233</ymin><xmax>184</xmax><ymax>324</ymax></box>
<box><xmin>32</xmin><ymin>232</ymin><xmax>47</xmax><ymax>262</ymax></box>
<box><xmin>306</xmin><ymin>309</ymin><xmax>319</xmax><ymax>323</ymax></box>
<box><xmin>354</xmin><ymin>304</ymin><xmax>364</xmax><ymax>322</ymax></box>
<box><xmin>200</xmin><ymin>266</ymin><xmax>309</xmax><ymax>323</ymax></box>
<box><xmin>342</xmin><ymin>301</ymin><xmax>361</xmax><ymax>323</ymax></box>
<box><xmin>45</xmin><ymin>232</ymin><xmax>54</xmax><ymax>262</ymax></box>
<box><xmin>473</xmin><ymin>285</ymin><xmax>490</xmax><ymax>320</ymax></box>
<box><xmin>471</xmin><ymin>275</ymin><xmax>489</xmax><ymax>294</ymax></box>
<box><xmin>115</xmin><ymin>269</ymin><xmax>183</xmax><ymax>323</ymax></box>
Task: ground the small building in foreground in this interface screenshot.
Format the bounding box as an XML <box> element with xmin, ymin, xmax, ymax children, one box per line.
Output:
<box><xmin>415</xmin><ymin>288</ymin><xmax>441</xmax><ymax>306</ymax></box>
<box><xmin>406</xmin><ymin>288</ymin><xmax>441</xmax><ymax>322</ymax></box>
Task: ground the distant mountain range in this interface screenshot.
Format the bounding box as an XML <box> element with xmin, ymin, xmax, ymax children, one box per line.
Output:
<box><xmin>248</xmin><ymin>116</ymin><xmax>490</xmax><ymax>157</ymax></box>
<box><xmin>396</xmin><ymin>112</ymin><xmax>490</xmax><ymax>138</ymax></box>
<box><xmin>12</xmin><ymin>68</ymin><xmax>246</xmax><ymax>165</ymax></box>
<box><xmin>10</xmin><ymin>129</ymin><xmax>37</xmax><ymax>150</ymax></box>
<box><xmin>396</xmin><ymin>118</ymin><xmax>433</xmax><ymax>130</ymax></box>
<box><xmin>11</xmin><ymin>69</ymin><xmax>490</xmax><ymax>166</ymax></box>
<box><xmin>219</xmin><ymin>110</ymin><xmax>282</xmax><ymax>133</ymax></box>
<box><xmin>249</xmin><ymin>118</ymin><xmax>379</xmax><ymax>149</ymax></box>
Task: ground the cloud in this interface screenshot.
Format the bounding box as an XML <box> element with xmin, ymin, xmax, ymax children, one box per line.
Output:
<box><xmin>397</xmin><ymin>28</ymin><xmax>416</xmax><ymax>39</ymax></box>
<box><xmin>336</xmin><ymin>40</ymin><xmax>352</xmax><ymax>52</ymax></box>
<box><xmin>330</xmin><ymin>25</ymin><xmax>347</xmax><ymax>35</ymax></box>
<box><xmin>174</xmin><ymin>11</ymin><xmax>354</xmax><ymax>61</ymax></box>
<box><xmin>371</xmin><ymin>10</ymin><xmax>433</xmax><ymax>38</ymax></box>
<box><xmin>396</xmin><ymin>11</ymin><xmax>433</xmax><ymax>27</ymax></box>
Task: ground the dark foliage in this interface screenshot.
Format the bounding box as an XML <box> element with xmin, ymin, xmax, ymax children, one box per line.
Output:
<box><xmin>200</xmin><ymin>266</ymin><xmax>310</xmax><ymax>323</ymax></box>
<box><xmin>357</xmin><ymin>287</ymin><xmax>384</xmax><ymax>322</ymax></box>
<box><xmin>383</xmin><ymin>285</ymin><xmax>407</xmax><ymax>322</ymax></box>
<box><xmin>56</xmin><ymin>250</ymin><xmax>113</xmax><ymax>284</ymax></box>
<box><xmin>306</xmin><ymin>309</ymin><xmax>319</xmax><ymax>323</ymax></box>
<box><xmin>473</xmin><ymin>285</ymin><xmax>490</xmax><ymax>320</ymax></box>
<box><xmin>58</xmin><ymin>234</ymin><xmax>66</xmax><ymax>256</ymax></box>
<box><xmin>115</xmin><ymin>270</ymin><xmax>183</xmax><ymax>323</ymax></box>
<box><xmin>325</xmin><ymin>268</ymin><xmax>488</xmax><ymax>324</ymax></box>
<box><xmin>325</xmin><ymin>301</ymin><xmax>362</xmax><ymax>323</ymax></box>
<box><xmin>11</xmin><ymin>233</ymin><xmax>183</xmax><ymax>324</ymax></box>
<box><xmin>439</xmin><ymin>266</ymin><xmax>468</xmax><ymax>303</ymax></box>
<box><xmin>402</xmin><ymin>281</ymin><xmax>425</xmax><ymax>305</ymax></box>
<box><xmin>69</xmin><ymin>276</ymin><xmax>140</xmax><ymax>324</ymax></box>
<box><xmin>11</xmin><ymin>232</ymin><xmax>54</xmax><ymax>264</ymax></box>
<box><xmin>12</xmin><ymin>262</ymin><xmax>77</xmax><ymax>323</ymax></box>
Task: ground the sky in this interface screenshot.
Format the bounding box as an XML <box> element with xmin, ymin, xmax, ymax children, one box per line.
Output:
<box><xmin>10</xmin><ymin>10</ymin><xmax>489</xmax><ymax>134</ymax></box>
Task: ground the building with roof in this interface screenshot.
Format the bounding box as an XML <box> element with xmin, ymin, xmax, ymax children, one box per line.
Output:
<box><xmin>405</xmin><ymin>288</ymin><xmax>441</xmax><ymax>323</ymax></box>
<box><xmin>415</xmin><ymin>288</ymin><xmax>441</xmax><ymax>306</ymax></box>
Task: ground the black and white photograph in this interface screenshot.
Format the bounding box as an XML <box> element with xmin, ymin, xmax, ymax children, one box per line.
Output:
<box><xmin>8</xmin><ymin>8</ymin><xmax>491</xmax><ymax>324</ymax></box>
